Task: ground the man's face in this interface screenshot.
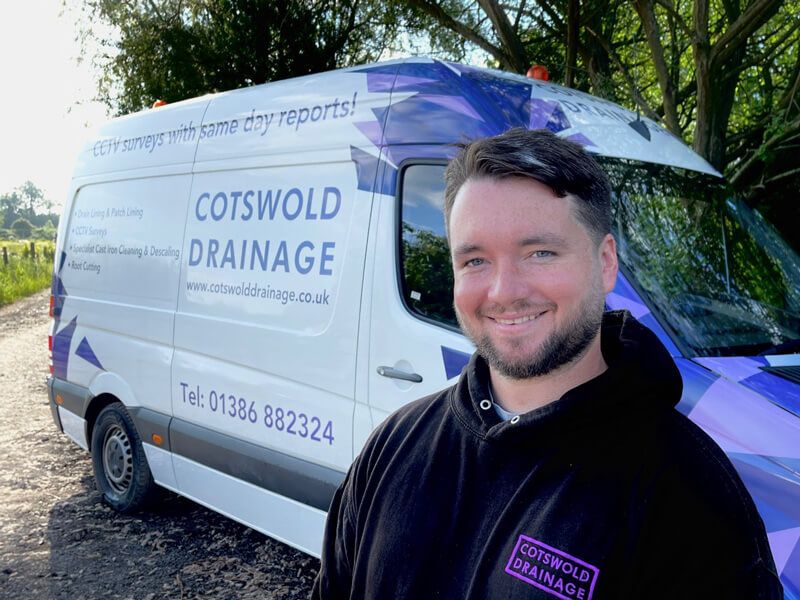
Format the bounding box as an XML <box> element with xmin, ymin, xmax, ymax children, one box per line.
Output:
<box><xmin>449</xmin><ymin>177</ymin><xmax>618</xmax><ymax>380</ymax></box>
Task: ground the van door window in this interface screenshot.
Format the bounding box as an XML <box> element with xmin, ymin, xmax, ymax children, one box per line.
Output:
<box><xmin>399</xmin><ymin>164</ymin><xmax>457</xmax><ymax>328</ymax></box>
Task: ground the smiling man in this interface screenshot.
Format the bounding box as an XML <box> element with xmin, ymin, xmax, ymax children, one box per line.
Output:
<box><xmin>312</xmin><ymin>128</ymin><xmax>782</xmax><ymax>599</ymax></box>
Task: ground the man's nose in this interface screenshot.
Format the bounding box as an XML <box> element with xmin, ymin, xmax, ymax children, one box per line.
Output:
<box><xmin>487</xmin><ymin>260</ymin><xmax>527</xmax><ymax>306</ymax></box>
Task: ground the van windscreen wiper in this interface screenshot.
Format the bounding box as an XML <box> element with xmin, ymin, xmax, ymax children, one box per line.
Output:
<box><xmin>758</xmin><ymin>338</ymin><xmax>800</xmax><ymax>356</ymax></box>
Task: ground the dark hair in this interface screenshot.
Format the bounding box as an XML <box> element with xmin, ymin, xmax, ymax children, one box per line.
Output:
<box><xmin>443</xmin><ymin>128</ymin><xmax>612</xmax><ymax>243</ymax></box>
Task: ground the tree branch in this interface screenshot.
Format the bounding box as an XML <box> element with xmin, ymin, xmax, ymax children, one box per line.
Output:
<box><xmin>763</xmin><ymin>166</ymin><xmax>800</xmax><ymax>186</ymax></box>
<box><xmin>652</xmin><ymin>0</ymin><xmax>693</xmax><ymax>37</ymax></box>
<box><xmin>535</xmin><ymin>0</ymin><xmax>565</xmax><ymax>32</ymax></box>
<box><xmin>729</xmin><ymin>116</ymin><xmax>800</xmax><ymax>185</ymax></box>
<box><xmin>585</xmin><ymin>25</ymin><xmax>663</xmax><ymax>122</ymax></box>
<box><xmin>778</xmin><ymin>47</ymin><xmax>800</xmax><ymax>115</ymax></box>
<box><xmin>514</xmin><ymin>0</ymin><xmax>527</xmax><ymax>31</ymax></box>
<box><xmin>721</xmin><ymin>22</ymin><xmax>799</xmax><ymax>83</ymax></box>
<box><xmin>632</xmin><ymin>0</ymin><xmax>681</xmax><ymax>134</ymax></box>
<box><xmin>406</xmin><ymin>0</ymin><xmax>509</xmax><ymax>66</ymax></box>
<box><xmin>710</xmin><ymin>0</ymin><xmax>782</xmax><ymax>70</ymax></box>
<box><xmin>477</xmin><ymin>0</ymin><xmax>528</xmax><ymax>72</ymax></box>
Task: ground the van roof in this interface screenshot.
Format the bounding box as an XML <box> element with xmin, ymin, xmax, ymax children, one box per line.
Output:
<box><xmin>73</xmin><ymin>57</ymin><xmax>719</xmax><ymax>180</ymax></box>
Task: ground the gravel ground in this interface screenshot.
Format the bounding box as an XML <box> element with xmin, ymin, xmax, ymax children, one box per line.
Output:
<box><xmin>0</xmin><ymin>290</ymin><xmax>319</xmax><ymax>599</ymax></box>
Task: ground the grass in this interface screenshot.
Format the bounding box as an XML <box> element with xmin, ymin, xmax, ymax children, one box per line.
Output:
<box><xmin>0</xmin><ymin>240</ymin><xmax>55</xmax><ymax>307</ymax></box>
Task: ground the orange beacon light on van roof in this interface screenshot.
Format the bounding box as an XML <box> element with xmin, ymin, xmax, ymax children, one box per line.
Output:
<box><xmin>526</xmin><ymin>65</ymin><xmax>550</xmax><ymax>81</ymax></box>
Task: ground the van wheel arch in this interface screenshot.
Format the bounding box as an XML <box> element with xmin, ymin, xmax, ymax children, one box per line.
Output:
<box><xmin>85</xmin><ymin>393</ymin><xmax>120</xmax><ymax>445</ymax></box>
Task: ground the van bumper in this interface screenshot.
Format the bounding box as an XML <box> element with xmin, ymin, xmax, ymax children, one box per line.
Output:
<box><xmin>47</xmin><ymin>377</ymin><xmax>63</xmax><ymax>432</ymax></box>
<box><xmin>47</xmin><ymin>377</ymin><xmax>91</xmax><ymax>449</ymax></box>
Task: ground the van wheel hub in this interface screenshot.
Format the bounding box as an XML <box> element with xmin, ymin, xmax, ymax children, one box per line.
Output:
<box><xmin>102</xmin><ymin>425</ymin><xmax>133</xmax><ymax>493</ymax></box>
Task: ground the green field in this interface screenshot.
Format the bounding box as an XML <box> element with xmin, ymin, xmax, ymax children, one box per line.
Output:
<box><xmin>0</xmin><ymin>240</ymin><xmax>55</xmax><ymax>307</ymax></box>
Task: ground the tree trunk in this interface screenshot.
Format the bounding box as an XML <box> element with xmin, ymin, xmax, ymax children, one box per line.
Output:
<box><xmin>633</xmin><ymin>0</ymin><xmax>681</xmax><ymax>134</ymax></box>
<box><xmin>691</xmin><ymin>0</ymin><xmax>716</xmax><ymax>166</ymax></box>
<box><xmin>566</xmin><ymin>0</ymin><xmax>580</xmax><ymax>87</ymax></box>
<box><xmin>580</xmin><ymin>0</ymin><xmax>615</xmax><ymax>98</ymax></box>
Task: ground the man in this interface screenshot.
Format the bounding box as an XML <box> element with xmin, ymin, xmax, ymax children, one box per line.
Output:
<box><xmin>312</xmin><ymin>128</ymin><xmax>782</xmax><ymax>599</ymax></box>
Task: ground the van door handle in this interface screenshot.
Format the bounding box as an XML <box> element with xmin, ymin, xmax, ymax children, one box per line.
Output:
<box><xmin>376</xmin><ymin>366</ymin><xmax>423</xmax><ymax>383</ymax></box>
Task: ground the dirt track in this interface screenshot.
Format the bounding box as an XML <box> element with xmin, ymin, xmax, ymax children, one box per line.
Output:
<box><xmin>0</xmin><ymin>291</ymin><xmax>318</xmax><ymax>599</ymax></box>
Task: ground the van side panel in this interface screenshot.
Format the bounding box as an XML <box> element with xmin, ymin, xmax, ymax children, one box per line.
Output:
<box><xmin>166</xmin><ymin>67</ymin><xmax>400</xmax><ymax>513</ymax></box>
<box><xmin>56</xmin><ymin>176</ymin><xmax>192</xmax><ymax>424</ymax></box>
<box><xmin>172</xmin><ymin>159</ymin><xmax>370</xmax><ymax>477</ymax></box>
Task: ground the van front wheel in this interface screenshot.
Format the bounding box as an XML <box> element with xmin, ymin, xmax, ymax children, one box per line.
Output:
<box><xmin>91</xmin><ymin>403</ymin><xmax>157</xmax><ymax>512</ymax></box>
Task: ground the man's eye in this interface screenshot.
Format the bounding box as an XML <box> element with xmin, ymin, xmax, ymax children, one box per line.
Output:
<box><xmin>532</xmin><ymin>250</ymin><xmax>554</xmax><ymax>258</ymax></box>
<box><xmin>465</xmin><ymin>258</ymin><xmax>484</xmax><ymax>267</ymax></box>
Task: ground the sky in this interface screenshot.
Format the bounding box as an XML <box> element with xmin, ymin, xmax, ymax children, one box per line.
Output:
<box><xmin>0</xmin><ymin>1</ymin><xmax>109</xmax><ymax>212</ymax></box>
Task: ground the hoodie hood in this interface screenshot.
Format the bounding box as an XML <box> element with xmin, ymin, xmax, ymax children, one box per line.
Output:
<box><xmin>450</xmin><ymin>310</ymin><xmax>683</xmax><ymax>445</ymax></box>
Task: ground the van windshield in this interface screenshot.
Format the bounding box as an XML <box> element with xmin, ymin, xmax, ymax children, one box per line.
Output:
<box><xmin>603</xmin><ymin>158</ymin><xmax>800</xmax><ymax>357</ymax></box>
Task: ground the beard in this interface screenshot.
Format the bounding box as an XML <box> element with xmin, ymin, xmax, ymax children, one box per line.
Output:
<box><xmin>456</xmin><ymin>283</ymin><xmax>606</xmax><ymax>380</ymax></box>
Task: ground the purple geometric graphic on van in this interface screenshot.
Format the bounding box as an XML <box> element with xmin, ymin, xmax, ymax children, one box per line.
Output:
<box><xmin>355</xmin><ymin>120</ymin><xmax>383</xmax><ymax>147</ymax></box>
<box><xmin>728</xmin><ymin>453</ymin><xmax>800</xmax><ymax>533</ymax></box>
<box><xmin>781</xmin><ymin>543</ymin><xmax>800</xmax><ymax>599</ymax></box>
<box><xmin>692</xmin><ymin>356</ymin><xmax>800</xmax><ymax>416</ymax></box>
<box><xmin>76</xmin><ymin>336</ymin><xmax>104</xmax><ymax>370</ymax></box>
<box><xmin>530</xmin><ymin>99</ymin><xmax>571</xmax><ymax>133</ymax></box>
<box><xmin>51</xmin><ymin>251</ymin><xmax>69</xmax><ymax>318</ymax></box>
<box><xmin>350</xmin><ymin>146</ymin><xmax>394</xmax><ymax>196</ymax></box>
<box><xmin>369</xmin><ymin>106</ymin><xmax>391</xmax><ymax>140</ymax></box>
<box><xmin>737</xmin><ymin>370</ymin><xmax>800</xmax><ymax>417</ymax></box>
<box><xmin>768</xmin><ymin>527</ymin><xmax>800</xmax><ymax>574</ymax></box>
<box><xmin>605</xmin><ymin>291</ymin><xmax>649</xmax><ymax>319</ymax></box>
<box><xmin>609</xmin><ymin>273</ymin><xmax>650</xmax><ymax>317</ymax></box>
<box><xmin>416</xmin><ymin>94</ymin><xmax>484</xmax><ymax>120</ymax></box>
<box><xmin>392</xmin><ymin>71</ymin><xmax>461</xmax><ymax>96</ymax></box>
<box><xmin>350</xmin><ymin>64</ymin><xmax>399</xmax><ymax>93</ymax></box>
<box><xmin>52</xmin><ymin>317</ymin><xmax>77</xmax><ymax>380</ymax></box>
<box><xmin>674</xmin><ymin>358</ymin><xmax>719</xmax><ymax>415</ymax></box>
<box><xmin>687</xmin><ymin>377</ymin><xmax>800</xmax><ymax>459</ymax></box>
<box><xmin>566</xmin><ymin>133</ymin><xmax>597</xmax><ymax>148</ymax></box>
<box><xmin>361</xmin><ymin>73</ymin><xmax>396</xmax><ymax>93</ymax></box>
<box><xmin>694</xmin><ymin>356</ymin><xmax>768</xmax><ymax>382</ymax></box>
<box><xmin>459</xmin><ymin>71</ymin><xmax>532</xmax><ymax>129</ymax></box>
<box><xmin>729</xmin><ymin>454</ymin><xmax>800</xmax><ymax>597</ymax></box>
<box><xmin>392</xmin><ymin>75</ymin><xmax>439</xmax><ymax>89</ymax></box>
<box><xmin>442</xmin><ymin>346</ymin><xmax>471</xmax><ymax>380</ymax></box>
<box><xmin>367</xmin><ymin>61</ymin><xmax>498</xmax><ymax>146</ymax></box>
<box><xmin>383</xmin><ymin>93</ymin><xmax>494</xmax><ymax>145</ymax></box>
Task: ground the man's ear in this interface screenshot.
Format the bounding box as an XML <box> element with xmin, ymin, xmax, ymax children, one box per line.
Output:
<box><xmin>599</xmin><ymin>233</ymin><xmax>618</xmax><ymax>294</ymax></box>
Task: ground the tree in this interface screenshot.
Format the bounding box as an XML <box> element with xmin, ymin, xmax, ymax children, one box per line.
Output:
<box><xmin>1</xmin><ymin>182</ymin><xmax>58</xmax><ymax>231</ymax></box>
<box><xmin>80</xmin><ymin>0</ymin><xmax>405</xmax><ymax>114</ymax></box>
<box><xmin>10</xmin><ymin>218</ymin><xmax>34</xmax><ymax>240</ymax></box>
<box><xmin>0</xmin><ymin>191</ymin><xmax>21</xmax><ymax>229</ymax></box>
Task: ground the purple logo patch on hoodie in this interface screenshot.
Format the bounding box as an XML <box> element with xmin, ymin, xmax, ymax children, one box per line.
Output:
<box><xmin>505</xmin><ymin>534</ymin><xmax>599</xmax><ymax>600</ymax></box>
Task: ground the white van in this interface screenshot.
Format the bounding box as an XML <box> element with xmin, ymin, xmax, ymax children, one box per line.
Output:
<box><xmin>49</xmin><ymin>57</ymin><xmax>800</xmax><ymax>594</ymax></box>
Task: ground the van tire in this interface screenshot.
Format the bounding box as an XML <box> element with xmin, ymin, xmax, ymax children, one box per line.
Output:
<box><xmin>91</xmin><ymin>402</ymin><xmax>157</xmax><ymax>512</ymax></box>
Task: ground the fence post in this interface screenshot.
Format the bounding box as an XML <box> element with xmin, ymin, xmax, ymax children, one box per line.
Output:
<box><xmin>2</xmin><ymin>246</ymin><xmax>7</xmax><ymax>266</ymax></box>
<box><xmin>30</xmin><ymin>241</ymin><xmax>36</xmax><ymax>259</ymax></box>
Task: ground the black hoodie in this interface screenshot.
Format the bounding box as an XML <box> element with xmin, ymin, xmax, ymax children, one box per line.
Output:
<box><xmin>312</xmin><ymin>311</ymin><xmax>782</xmax><ymax>599</ymax></box>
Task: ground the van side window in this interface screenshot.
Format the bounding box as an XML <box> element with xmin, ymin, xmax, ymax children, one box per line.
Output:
<box><xmin>400</xmin><ymin>164</ymin><xmax>457</xmax><ymax>328</ymax></box>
